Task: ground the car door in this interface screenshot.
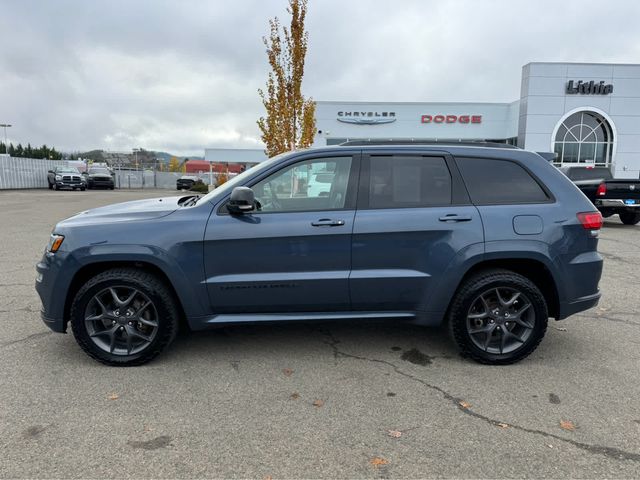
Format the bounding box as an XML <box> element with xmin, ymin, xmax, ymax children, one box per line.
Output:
<box><xmin>203</xmin><ymin>152</ymin><xmax>360</xmax><ymax>314</ymax></box>
<box><xmin>350</xmin><ymin>151</ymin><xmax>484</xmax><ymax>312</ymax></box>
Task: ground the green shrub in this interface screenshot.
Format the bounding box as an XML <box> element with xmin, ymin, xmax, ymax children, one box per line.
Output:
<box><xmin>189</xmin><ymin>181</ymin><xmax>209</xmax><ymax>193</ymax></box>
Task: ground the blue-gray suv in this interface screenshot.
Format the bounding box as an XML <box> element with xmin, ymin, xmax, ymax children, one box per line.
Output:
<box><xmin>36</xmin><ymin>144</ymin><xmax>603</xmax><ymax>366</ymax></box>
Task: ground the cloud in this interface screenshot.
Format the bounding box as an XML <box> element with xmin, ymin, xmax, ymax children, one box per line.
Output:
<box><xmin>0</xmin><ymin>0</ymin><xmax>639</xmax><ymax>155</ymax></box>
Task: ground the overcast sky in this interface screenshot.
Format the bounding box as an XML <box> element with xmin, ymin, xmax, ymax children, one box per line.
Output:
<box><xmin>1</xmin><ymin>0</ymin><xmax>639</xmax><ymax>156</ymax></box>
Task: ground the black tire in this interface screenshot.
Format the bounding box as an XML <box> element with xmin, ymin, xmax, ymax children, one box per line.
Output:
<box><xmin>70</xmin><ymin>268</ymin><xmax>179</xmax><ymax>366</ymax></box>
<box><xmin>619</xmin><ymin>211</ymin><xmax>640</xmax><ymax>225</ymax></box>
<box><xmin>52</xmin><ymin>183</ymin><xmax>58</xmax><ymax>191</ymax></box>
<box><xmin>448</xmin><ymin>269</ymin><xmax>548</xmax><ymax>365</ymax></box>
<box><xmin>48</xmin><ymin>181</ymin><xmax>53</xmax><ymax>190</ymax></box>
<box><xmin>80</xmin><ymin>187</ymin><xmax>86</xmax><ymax>191</ymax></box>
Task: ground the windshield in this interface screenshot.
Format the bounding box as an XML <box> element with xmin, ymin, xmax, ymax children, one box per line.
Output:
<box><xmin>57</xmin><ymin>167</ymin><xmax>79</xmax><ymax>174</ymax></box>
<box><xmin>200</xmin><ymin>152</ymin><xmax>291</xmax><ymax>204</ymax></box>
<box><xmin>89</xmin><ymin>167</ymin><xmax>111</xmax><ymax>174</ymax></box>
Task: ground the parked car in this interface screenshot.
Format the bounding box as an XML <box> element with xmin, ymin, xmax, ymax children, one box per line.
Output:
<box><xmin>47</xmin><ymin>166</ymin><xmax>86</xmax><ymax>191</ymax></box>
<box><xmin>306</xmin><ymin>171</ymin><xmax>334</xmax><ymax>197</ymax></box>
<box><xmin>83</xmin><ymin>167</ymin><xmax>115</xmax><ymax>190</ymax></box>
<box><xmin>560</xmin><ymin>166</ymin><xmax>640</xmax><ymax>225</ymax></box>
<box><xmin>176</xmin><ymin>175</ymin><xmax>200</xmax><ymax>190</ymax></box>
<box><xmin>36</xmin><ymin>143</ymin><xmax>603</xmax><ymax>366</ymax></box>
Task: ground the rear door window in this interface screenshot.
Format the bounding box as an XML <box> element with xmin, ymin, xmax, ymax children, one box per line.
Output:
<box><xmin>367</xmin><ymin>156</ymin><xmax>452</xmax><ymax>209</ymax></box>
<box><xmin>456</xmin><ymin>157</ymin><xmax>549</xmax><ymax>204</ymax></box>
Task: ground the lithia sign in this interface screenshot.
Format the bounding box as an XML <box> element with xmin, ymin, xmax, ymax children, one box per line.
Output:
<box><xmin>566</xmin><ymin>80</ymin><xmax>613</xmax><ymax>95</ymax></box>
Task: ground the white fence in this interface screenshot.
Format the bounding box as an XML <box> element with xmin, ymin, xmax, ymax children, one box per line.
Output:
<box><xmin>0</xmin><ymin>156</ymin><xmax>65</xmax><ymax>189</ymax></box>
<box><xmin>0</xmin><ymin>156</ymin><xmax>219</xmax><ymax>190</ymax></box>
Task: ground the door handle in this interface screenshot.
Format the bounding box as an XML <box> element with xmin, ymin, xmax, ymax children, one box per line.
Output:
<box><xmin>439</xmin><ymin>214</ymin><xmax>472</xmax><ymax>222</ymax></box>
<box><xmin>311</xmin><ymin>219</ymin><xmax>345</xmax><ymax>227</ymax></box>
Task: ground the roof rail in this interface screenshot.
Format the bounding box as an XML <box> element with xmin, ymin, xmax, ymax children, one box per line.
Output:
<box><xmin>338</xmin><ymin>139</ymin><xmax>520</xmax><ymax>149</ymax></box>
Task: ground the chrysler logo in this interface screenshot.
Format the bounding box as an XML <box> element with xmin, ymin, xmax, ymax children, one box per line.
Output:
<box><xmin>337</xmin><ymin>111</ymin><xmax>396</xmax><ymax>125</ymax></box>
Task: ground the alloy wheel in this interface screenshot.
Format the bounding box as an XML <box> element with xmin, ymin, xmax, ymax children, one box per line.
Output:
<box><xmin>84</xmin><ymin>286</ymin><xmax>159</xmax><ymax>356</ymax></box>
<box><xmin>466</xmin><ymin>287</ymin><xmax>535</xmax><ymax>355</ymax></box>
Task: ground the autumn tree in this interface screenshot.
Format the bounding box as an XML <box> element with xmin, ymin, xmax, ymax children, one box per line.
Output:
<box><xmin>168</xmin><ymin>156</ymin><xmax>180</xmax><ymax>172</ymax></box>
<box><xmin>257</xmin><ymin>0</ymin><xmax>316</xmax><ymax>158</ymax></box>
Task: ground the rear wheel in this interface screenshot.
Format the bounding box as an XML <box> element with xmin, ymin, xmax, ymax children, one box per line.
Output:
<box><xmin>619</xmin><ymin>211</ymin><xmax>640</xmax><ymax>225</ymax></box>
<box><xmin>71</xmin><ymin>268</ymin><xmax>179</xmax><ymax>366</ymax></box>
<box><xmin>449</xmin><ymin>269</ymin><xmax>548</xmax><ymax>365</ymax></box>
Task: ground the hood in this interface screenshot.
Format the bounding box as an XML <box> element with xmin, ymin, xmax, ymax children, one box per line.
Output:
<box><xmin>58</xmin><ymin>196</ymin><xmax>187</xmax><ymax>226</ymax></box>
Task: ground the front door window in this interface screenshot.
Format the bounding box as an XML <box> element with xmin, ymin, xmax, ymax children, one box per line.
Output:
<box><xmin>251</xmin><ymin>156</ymin><xmax>353</xmax><ymax>212</ymax></box>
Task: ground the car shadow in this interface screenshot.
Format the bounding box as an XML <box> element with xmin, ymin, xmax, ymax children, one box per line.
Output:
<box><xmin>164</xmin><ymin>320</ymin><xmax>459</xmax><ymax>364</ymax></box>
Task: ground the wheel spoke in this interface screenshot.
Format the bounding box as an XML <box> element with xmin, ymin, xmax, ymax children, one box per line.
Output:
<box><xmin>135</xmin><ymin>300</ymin><xmax>152</xmax><ymax>317</ymax></box>
<box><xmin>125</xmin><ymin>328</ymin><xmax>133</xmax><ymax>355</ymax></box>
<box><xmin>95</xmin><ymin>296</ymin><xmax>107</xmax><ymax>313</ymax></box>
<box><xmin>468</xmin><ymin>311</ymin><xmax>489</xmax><ymax>320</ymax></box>
<box><xmin>482</xmin><ymin>324</ymin><xmax>497</xmax><ymax>350</ymax></box>
<box><xmin>504</xmin><ymin>292</ymin><xmax>521</xmax><ymax>307</ymax></box>
<box><xmin>85</xmin><ymin>313</ymin><xmax>104</xmax><ymax>322</ymax></box>
<box><xmin>513</xmin><ymin>302</ymin><xmax>532</xmax><ymax>318</ymax></box>
<box><xmin>469</xmin><ymin>323</ymin><xmax>495</xmax><ymax>335</ymax></box>
<box><xmin>137</xmin><ymin>317</ymin><xmax>158</xmax><ymax>328</ymax></box>
<box><xmin>512</xmin><ymin>316</ymin><xmax>534</xmax><ymax>329</ymax></box>
<box><xmin>109</xmin><ymin>288</ymin><xmax>137</xmax><ymax>308</ymax></box>
<box><xmin>126</xmin><ymin>326</ymin><xmax>152</xmax><ymax>343</ymax></box>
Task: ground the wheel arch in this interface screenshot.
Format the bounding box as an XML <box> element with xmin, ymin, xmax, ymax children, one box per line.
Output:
<box><xmin>445</xmin><ymin>258</ymin><xmax>560</xmax><ymax>320</ymax></box>
<box><xmin>63</xmin><ymin>260</ymin><xmax>189</xmax><ymax>330</ymax></box>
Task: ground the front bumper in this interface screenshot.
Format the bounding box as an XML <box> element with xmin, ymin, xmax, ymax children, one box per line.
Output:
<box><xmin>35</xmin><ymin>251</ymin><xmax>75</xmax><ymax>333</ymax></box>
<box><xmin>55</xmin><ymin>181</ymin><xmax>85</xmax><ymax>189</ymax></box>
<box><xmin>88</xmin><ymin>178</ymin><xmax>114</xmax><ymax>188</ymax></box>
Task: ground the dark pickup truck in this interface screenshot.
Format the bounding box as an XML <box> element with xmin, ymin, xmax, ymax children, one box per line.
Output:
<box><xmin>560</xmin><ymin>166</ymin><xmax>640</xmax><ymax>225</ymax></box>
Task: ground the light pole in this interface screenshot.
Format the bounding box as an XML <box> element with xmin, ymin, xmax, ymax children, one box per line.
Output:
<box><xmin>0</xmin><ymin>124</ymin><xmax>11</xmax><ymax>155</ymax></box>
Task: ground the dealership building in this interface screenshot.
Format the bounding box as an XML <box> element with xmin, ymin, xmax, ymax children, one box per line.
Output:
<box><xmin>312</xmin><ymin>62</ymin><xmax>640</xmax><ymax>179</ymax></box>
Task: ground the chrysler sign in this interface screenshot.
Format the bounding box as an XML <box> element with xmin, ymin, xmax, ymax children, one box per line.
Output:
<box><xmin>566</xmin><ymin>80</ymin><xmax>613</xmax><ymax>95</ymax></box>
<box><xmin>421</xmin><ymin>114</ymin><xmax>482</xmax><ymax>124</ymax></box>
<box><xmin>337</xmin><ymin>111</ymin><xmax>396</xmax><ymax>125</ymax></box>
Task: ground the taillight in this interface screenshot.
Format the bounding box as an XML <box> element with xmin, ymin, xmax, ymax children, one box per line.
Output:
<box><xmin>577</xmin><ymin>212</ymin><xmax>603</xmax><ymax>230</ymax></box>
<box><xmin>596</xmin><ymin>183</ymin><xmax>607</xmax><ymax>196</ymax></box>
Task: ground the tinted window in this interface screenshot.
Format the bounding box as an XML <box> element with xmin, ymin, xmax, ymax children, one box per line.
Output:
<box><xmin>564</xmin><ymin>167</ymin><xmax>612</xmax><ymax>181</ymax></box>
<box><xmin>456</xmin><ymin>157</ymin><xmax>549</xmax><ymax>204</ymax></box>
<box><xmin>251</xmin><ymin>156</ymin><xmax>352</xmax><ymax>212</ymax></box>
<box><xmin>368</xmin><ymin>156</ymin><xmax>451</xmax><ymax>208</ymax></box>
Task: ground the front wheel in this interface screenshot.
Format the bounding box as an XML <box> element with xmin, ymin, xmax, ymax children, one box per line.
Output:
<box><xmin>619</xmin><ymin>211</ymin><xmax>640</xmax><ymax>225</ymax></box>
<box><xmin>70</xmin><ymin>268</ymin><xmax>179</xmax><ymax>366</ymax></box>
<box><xmin>448</xmin><ymin>269</ymin><xmax>548</xmax><ymax>365</ymax></box>
<box><xmin>48</xmin><ymin>181</ymin><xmax>53</xmax><ymax>190</ymax></box>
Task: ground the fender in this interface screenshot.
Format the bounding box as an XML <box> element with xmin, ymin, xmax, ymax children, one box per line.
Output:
<box><xmin>424</xmin><ymin>240</ymin><xmax>563</xmax><ymax>321</ymax></box>
<box><xmin>67</xmin><ymin>244</ymin><xmax>210</xmax><ymax>320</ymax></box>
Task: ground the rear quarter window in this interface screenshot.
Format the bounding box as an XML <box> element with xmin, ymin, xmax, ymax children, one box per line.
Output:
<box><xmin>456</xmin><ymin>157</ymin><xmax>550</xmax><ymax>204</ymax></box>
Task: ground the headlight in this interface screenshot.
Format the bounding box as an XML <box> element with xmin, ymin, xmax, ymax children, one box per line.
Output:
<box><xmin>55</xmin><ymin>174</ymin><xmax>62</xmax><ymax>180</ymax></box>
<box><xmin>47</xmin><ymin>234</ymin><xmax>65</xmax><ymax>253</ymax></box>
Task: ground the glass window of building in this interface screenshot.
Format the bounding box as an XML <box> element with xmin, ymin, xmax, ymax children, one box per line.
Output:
<box><xmin>553</xmin><ymin>111</ymin><xmax>613</xmax><ymax>166</ymax></box>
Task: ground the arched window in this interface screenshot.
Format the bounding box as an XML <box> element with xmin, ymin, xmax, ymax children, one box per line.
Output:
<box><xmin>553</xmin><ymin>111</ymin><xmax>613</xmax><ymax>166</ymax></box>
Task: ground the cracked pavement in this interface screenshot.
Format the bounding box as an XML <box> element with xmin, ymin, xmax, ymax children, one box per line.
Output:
<box><xmin>0</xmin><ymin>189</ymin><xmax>639</xmax><ymax>478</ymax></box>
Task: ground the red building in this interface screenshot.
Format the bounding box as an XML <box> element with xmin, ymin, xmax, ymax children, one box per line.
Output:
<box><xmin>184</xmin><ymin>160</ymin><xmax>244</xmax><ymax>174</ymax></box>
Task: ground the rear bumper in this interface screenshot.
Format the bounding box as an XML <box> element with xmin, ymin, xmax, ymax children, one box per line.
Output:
<box><xmin>596</xmin><ymin>199</ymin><xmax>640</xmax><ymax>208</ymax></box>
<box><xmin>557</xmin><ymin>290</ymin><xmax>601</xmax><ymax>320</ymax></box>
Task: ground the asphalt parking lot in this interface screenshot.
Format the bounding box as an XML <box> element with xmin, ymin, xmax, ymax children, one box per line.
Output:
<box><xmin>0</xmin><ymin>189</ymin><xmax>639</xmax><ymax>479</ymax></box>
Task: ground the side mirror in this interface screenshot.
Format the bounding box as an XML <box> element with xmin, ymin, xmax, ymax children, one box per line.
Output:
<box><xmin>48</xmin><ymin>170</ymin><xmax>54</xmax><ymax>174</ymax></box>
<box><xmin>227</xmin><ymin>186</ymin><xmax>255</xmax><ymax>214</ymax></box>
